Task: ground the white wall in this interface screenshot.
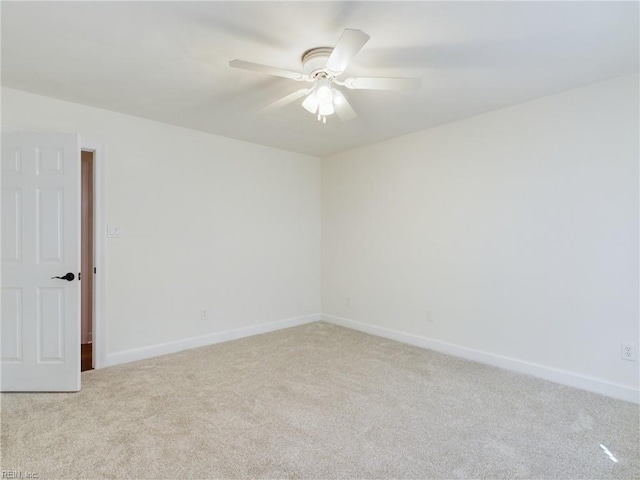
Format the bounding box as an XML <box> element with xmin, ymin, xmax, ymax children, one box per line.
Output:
<box><xmin>2</xmin><ymin>87</ymin><xmax>321</xmax><ymax>359</ymax></box>
<box><xmin>322</xmin><ymin>74</ymin><xmax>639</xmax><ymax>394</ymax></box>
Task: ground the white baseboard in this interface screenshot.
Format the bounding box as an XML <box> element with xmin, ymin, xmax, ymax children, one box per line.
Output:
<box><xmin>323</xmin><ymin>313</ymin><xmax>640</xmax><ymax>404</ymax></box>
<box><xmin>104</xmin><ymin>313</ymin><xmax>321</xmax><ymax>368</ymax></box>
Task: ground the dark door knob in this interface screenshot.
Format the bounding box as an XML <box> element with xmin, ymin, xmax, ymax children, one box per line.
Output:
<box><xmin>51</xmin><ymin>272</ymin><xmax>75</xmax><ymax>281</ymax></box>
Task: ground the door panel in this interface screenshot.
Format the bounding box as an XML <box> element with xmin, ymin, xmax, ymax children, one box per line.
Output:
<box><xmin>37</xmin><ymin>188</ymin><xmax>64</xmax><ymax>262</ymax></box>
<box><xmin>1</xmin><ymin>288</ymin><xmax>22</xmax><ymax>361</ymax></box>
<box><xmin>1</xmin><ymin>147</ymin><xmax>22</xmax><ymax>174</ymax></box>
<box><xmin>36</xmin><ymin>148</ymin><xmax>65</xmax><ymax>175</ymax></box>
<box><xmin>2</xmin><ymin>188</ymin><xmax>22</xmax><ymax>263</ymax></box>
<box><xmin>1</xmin><ymin>133</ymin><xmax>81</xmax><ymax>391</ymax></box>
<box><xmin>37</xmin><ymin>287</ymin><xmax>65</xmax><ymax>362</ymax></box>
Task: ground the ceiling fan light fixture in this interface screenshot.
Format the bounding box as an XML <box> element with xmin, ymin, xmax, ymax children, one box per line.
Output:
<box><xmin>317</xmin><ymin>84</ymin><xmax>332</xmax><ymax>103</ymax></box>
<box><xmin>302</xmin><ymin>93</ymin><xmax>319</xmax><ymax>114</ymax></box>
<box><xmin>318</xmin><ymin>102</ymin><xmax>334</xmax><ymax>116</ymax></box>
<box><xmin>313</xmin><ymin>77</ymin><xmax>335</xmax><ymax>119</ymax></box>
<box><xmin>302</xmin><ymin>78</ymin><xmax>336</xmax><ymax>121</ymax></box>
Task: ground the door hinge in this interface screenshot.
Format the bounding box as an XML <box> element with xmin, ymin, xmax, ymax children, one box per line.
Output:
<box><xmin>78</xmin><ymin>272</ymin><xmax>81</xmax><ymax>280</ymax></box>
<box><xmin>94</xmin><ymin>267</ymin><xmax>97</xmax><ymax>274</ymax></box>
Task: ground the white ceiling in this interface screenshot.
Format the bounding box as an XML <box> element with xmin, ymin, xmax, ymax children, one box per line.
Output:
<box><xmin>2</xmin><ymin>1</ymin><xmax>638</xmax><ymax>157</ymax></box>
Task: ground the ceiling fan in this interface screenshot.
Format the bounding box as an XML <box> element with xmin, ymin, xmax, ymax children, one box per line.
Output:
<box><xmin>229</xmin><ymin>29</ymin><xmax>421</xmax><ymax>124</ymax></box>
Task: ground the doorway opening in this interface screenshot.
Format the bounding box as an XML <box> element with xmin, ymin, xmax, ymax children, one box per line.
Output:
<box><xmin>81</xmin><ymin>150</ymin><xmax>94</xmax><ymax>372</ymax></box>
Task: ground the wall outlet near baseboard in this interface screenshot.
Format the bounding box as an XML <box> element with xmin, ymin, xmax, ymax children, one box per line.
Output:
<box><xmin>200</xmin><ymin>309</ymin><xmax>208</xmax><ymax>321</ymax></box>
<box><xmin>346</xmin><ymin>297</ymin><xmax>352</xmax><ymax>307</ymax></box>
<box><xmin>621</xmin><ymin>343</ymin><xmax>636</xmax><ymax>362</ymax></box>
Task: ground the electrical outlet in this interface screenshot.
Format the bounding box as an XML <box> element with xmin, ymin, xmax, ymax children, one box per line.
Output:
<box><xmin>200</xmin><ymin>309</ymin><xmax>208</xmax><ymax>321</ymax></box>
<box><xmin>621</xmin><ymin>343</ymin><xmax>636</xmax><ymax>362</ymax></box>
<box><xmin>346</xmin><ymin>297</ymin><xmax>352</xmax><ymax>307</ymax></box>
<box><xmin>426</xmin><ymin>311</ymin><xmax>434</xmax><ymax>323</ymax></box>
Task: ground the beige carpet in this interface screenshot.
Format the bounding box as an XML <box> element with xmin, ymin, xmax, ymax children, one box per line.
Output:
<box><xmin>1</xmin><ymin>322</ymin><xmax>638</xmax><ymax>479</ymax></box>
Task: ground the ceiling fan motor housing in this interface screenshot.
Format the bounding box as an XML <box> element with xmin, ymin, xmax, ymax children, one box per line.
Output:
<box><xmin>301</xmin><ymin>47</ymin><xmax>334</xmax><ymax>78</ymax></box>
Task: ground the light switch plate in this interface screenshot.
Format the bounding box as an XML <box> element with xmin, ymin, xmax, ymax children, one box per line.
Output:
<box><xmin>107</xmin><ymin>226</ymin><xmax>121</xmax><ymax>238</ymax></box>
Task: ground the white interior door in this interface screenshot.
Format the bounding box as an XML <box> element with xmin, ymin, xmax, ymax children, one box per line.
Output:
<box><xmin>1</xmin><ymin>133</ymin><xmax>81</xmax><ymax>391</ymax></box>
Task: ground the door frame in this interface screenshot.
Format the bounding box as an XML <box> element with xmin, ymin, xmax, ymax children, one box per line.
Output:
<box><xmin>81</xmin><ymin>141</ymin><xmax>106</xmax><ymax>369</ymax></box>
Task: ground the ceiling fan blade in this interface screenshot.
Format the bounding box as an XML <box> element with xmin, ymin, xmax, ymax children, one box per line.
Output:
<box><xmin>344</xmin><ymin>77</ymin><xmax>421</xmax><ymax>91</ymax></box>
<box><xmin>325</xmin><ymin>29</ymin><xmax>370</xmax><ymax>74</ymax></box>
<box><xmin>261</xmin><ymin>89</ymin><xmax>310</xmax><ymax>111</ymax></box>
<box><xmin>229</xmin><ymin>59</ymin><xmax>307</xmax><ymax>81</ymax></box>
<box><xmin>333</xmin><ymin>91</ymin><xmax>357</xmax><ymax>121</ymax></box>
